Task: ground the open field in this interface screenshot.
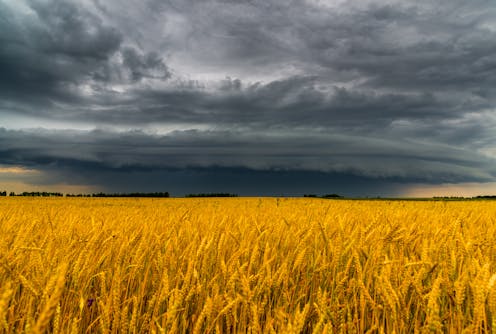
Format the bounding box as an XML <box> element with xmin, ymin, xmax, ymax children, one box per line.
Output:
<box><xmin>1</xmin><ymin>198</ymin><xmax>496</xmax><ymax>333</ymax></box>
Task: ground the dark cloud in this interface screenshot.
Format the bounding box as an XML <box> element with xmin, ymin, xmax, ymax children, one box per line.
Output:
<box><xmin>0</xmin><ymin>0</ymin><xmax>122</xmax><ymax>100</ymax></box>
<box><xmin>121</xmin><ymin>47</ymin><xmax>171</xmax><ymax>82</ymax></box>
<box><xmin>1</xmin><ymin>0</ymin><xmax>495</xmax><ymax>195</ymax></box>
<box><xmin>1</xmin><ymin>126</ymin><xmax>495</xmax><ymax>195</ymax></box>
<box><xmin>9</xmin><ymin>75</ymin><xmax>466</xmax><ymax>130</ymax></box>
<box><xmin>37</xmin><ymin>167</ymin><xmax>410</xmax><ymax>197</ymax></box>
<box><xmin>0</xmin><ymin>127</ymin><xmax>494</xmax><ymax>184</ymax></box>
<box><xmin>29</xmin><ymin>0</ymin><xmax>122</xmax><ymax>60</ymax></box>
<box><xmin>0</xmin><ymin>0</ymin><xmax>172</xmax><ymax>115</ymax></box>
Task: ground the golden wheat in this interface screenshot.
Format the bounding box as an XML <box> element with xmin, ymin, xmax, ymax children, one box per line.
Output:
<box><xmin>1</xmin><ymin>197</ymin><xmax>496</xmax><ymax>332</ymax></box>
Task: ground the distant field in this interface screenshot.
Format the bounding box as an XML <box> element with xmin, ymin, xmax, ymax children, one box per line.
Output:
<box><xmin>1</xmin><ymin>198</ymin><xmax>496</xmax><ymax>333</ymax></box>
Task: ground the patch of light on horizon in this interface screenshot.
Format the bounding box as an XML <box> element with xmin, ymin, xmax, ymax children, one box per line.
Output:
<box><xmin>402</xmin><ymin>182</ymin><xmax>496</xmax><ymax>198</ymax></box>
<box><xmin>0</xmin><ymin>180</ymin><xmax>100</xmax><ymax>194</ymax></box>
<box><xmin>0</xmin><ymin>165</ymin><xmax>39</xmax><ymax>174</ymax></box>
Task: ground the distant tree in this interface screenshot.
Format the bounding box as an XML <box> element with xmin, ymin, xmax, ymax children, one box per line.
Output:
<box><xmin>18</xmin><ymin>191</ymin><xmax>63</xmax><ymax>197</ymax></box>
<box><xmin>8</xmin><ymin>191</ymin><xmax>170</xmax><ymax>198</ymax></box>
<box><xmin>0</xmin><ymin>191</ymin><xmax>6</xmax><ymax>196</ymax></box>
<box><xmin>185</xmin><ymin>193</ymin><xmax>237</xmax><ymax>198</ymax></box>
<box><xmin>322</xmin><ymin>194</ymin><xmax>343</xmax><ymax>199</ymax></box>
<box><xmin>9</xmin><ymin>192</ymin><xmax>16</xmax><ymax>196</ymax></box>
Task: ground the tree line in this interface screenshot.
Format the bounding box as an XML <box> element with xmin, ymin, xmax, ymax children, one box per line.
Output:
<box><xmin>0</xmin><ymin>191</ymin><xmax>169</xmax><ymax>197</ymax></box>
<box><xmin>2</xmin><ymin>191</ymin><xmax>496</xmax><ymax>199</ymax></box>
<box><xmin>2</xmin><ymin>191</ymin><xmax>63</xmax><ymax>197</ymax></box>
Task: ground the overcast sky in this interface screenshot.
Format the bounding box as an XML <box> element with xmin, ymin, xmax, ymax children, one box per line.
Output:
<box><xmin>1</xmin><ymin>0</ymin><xmax>496</xmax><ymax>196</ymax></box>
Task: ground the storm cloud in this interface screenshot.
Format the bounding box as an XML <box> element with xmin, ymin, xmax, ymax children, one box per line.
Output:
<box><xmin>1</xmin><ymin>0</ymin><xmax>495</xmax><ymax>195</ymax></box>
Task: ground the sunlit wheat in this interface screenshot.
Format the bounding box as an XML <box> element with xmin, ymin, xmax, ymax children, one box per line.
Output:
<box><xmin>1</xmin><ymin>197</ymin><xmax>496</xmax><ymax>332</ymax></box>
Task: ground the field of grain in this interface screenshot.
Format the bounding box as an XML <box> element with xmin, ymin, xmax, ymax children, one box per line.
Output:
<box><xmin>1</xmin><ymin>198</ymin><xmax>496</xmax><ymax>333</ymax></box>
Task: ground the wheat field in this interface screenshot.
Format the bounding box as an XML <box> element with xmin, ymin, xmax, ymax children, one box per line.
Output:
<box><xmin>1</xmin><ymin>197</ymin><xmax>496</xmax><ymax>333</ymax></box>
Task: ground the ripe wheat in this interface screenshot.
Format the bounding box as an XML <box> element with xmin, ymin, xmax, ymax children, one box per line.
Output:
<box><xmin>0</xmin><ymin>197</ymin><xmax>496</xmax><ymax>333</ymax></box>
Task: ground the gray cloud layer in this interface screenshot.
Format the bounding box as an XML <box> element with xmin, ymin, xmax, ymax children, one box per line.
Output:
<box><xmin>1</xmin><ymin>0</ymin><xmax>495</xmax><ymax>194</ymax></box>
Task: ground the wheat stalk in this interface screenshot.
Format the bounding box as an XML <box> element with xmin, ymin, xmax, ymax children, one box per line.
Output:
<box><xmin>33</xmin><ymin>263</ymin><xmax>68</xmax><ymax>334</ymax></box>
